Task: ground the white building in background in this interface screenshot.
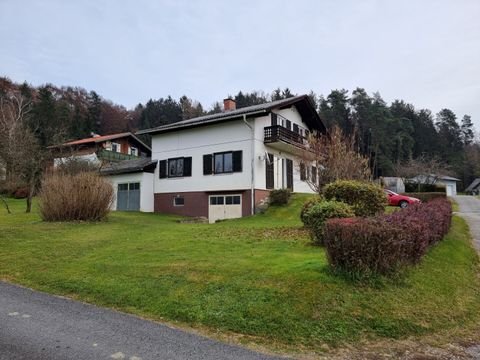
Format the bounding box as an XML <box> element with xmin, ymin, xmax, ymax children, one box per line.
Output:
<box><xmin>409</xmin><ymin>174</ymin><xmax>461</xmax><ymax>196</ymax></box>
<box><xmin>135</xmin><ymin>95</ymin><xmax>326</xmax><ymax>222</ymax></box>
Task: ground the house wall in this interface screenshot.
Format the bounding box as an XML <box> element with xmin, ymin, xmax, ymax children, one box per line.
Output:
<box><xmin>436</xmin><ymin>180</ymin><xmax>457</xmax><ymax>196</ymax></box>
<box><xmin>152</xmin><ymin>120</ymin><xmax>253</xmax><ymax>193</ymax></box>
<box><xmin>252</xmin><ymin>106</ymin><xmax>315</xmax><ymax>194</ymax></box>
<box><xmin>107</xmin><ymin>172</ymin><xmax>154</xmax><ymax>212</ymax></box>
<box><xmin>150</xmin><ymin>105</ymin><xmax>317</xmax><ymax>218</ymax></box>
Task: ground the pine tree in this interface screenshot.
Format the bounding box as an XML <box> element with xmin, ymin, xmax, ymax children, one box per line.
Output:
<box><xmin>461</xmin><ymin>114</ymin><xmax>475</xmax><ymax>146</ymax></box>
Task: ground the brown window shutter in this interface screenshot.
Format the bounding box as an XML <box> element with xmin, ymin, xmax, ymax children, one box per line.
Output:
<box><xmin>159</xmin><ymin>160</ymin><xmax>167</xmax><ymax>178</ymax></box>
<box><xmin>203</xmin><ymin>154</ymin><xmax>213</xmax><ymax>175</ymax></box>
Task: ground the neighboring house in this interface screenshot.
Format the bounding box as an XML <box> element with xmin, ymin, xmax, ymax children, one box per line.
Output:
<box><xmin>50</xmin><ymin>132</ymin><xmax>151</xmax><ymax>166</ymax></box>
<box><xmin>409</xmin><ymin>174</ymin><xmax>461</xmax><ymax>196</ymax></box>
<box><xmin>381</xmin><ymin>177</ymin><xmax>405</xmax><ymax>193</ymax></box>
<box><xmin>465</xmin><ymin>178</ymin><xmax>480</xmax><ymax>195</ymax></box>
<box><xmin>137</xmin><ymin>95</ymin><xmax>326</xmax><ymax>222</ymax></box>
<box><xmin>100</xmin><ymin>158</ymin><xmax>157</xmax><ymax>212</ymax></box>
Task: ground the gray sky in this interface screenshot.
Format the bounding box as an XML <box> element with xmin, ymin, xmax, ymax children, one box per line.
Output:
<box><xmin>1</xmin><ymin>0</ymin><xmax>479</xmax><ymax>126</ymax></box>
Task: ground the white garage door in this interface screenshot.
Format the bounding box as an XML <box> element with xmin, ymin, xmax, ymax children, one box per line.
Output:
<box><xmin>446</xmin><ymin>184</ymin><xmax>454</xmax><ymax>196</ymax></box>
<box><xmin>208</xmin><ymin>195</ymin><xmax>242</xmax><ymax>223</ymax></box>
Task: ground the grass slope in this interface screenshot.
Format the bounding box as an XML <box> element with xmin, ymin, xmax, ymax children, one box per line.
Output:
<box><xmin>1</xmin><ymin>196</ymin><xmax>479</xmax><ymax>351</ymax></box>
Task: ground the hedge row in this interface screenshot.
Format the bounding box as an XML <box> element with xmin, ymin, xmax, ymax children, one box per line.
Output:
<box><xmin>402</xmin><ymin>192</ymin><xmax>446</xmax><ymax>203</ymax></box>
<box><xmin>324</xmin><ymin>180</ymin><xmax>387</xmax><ymax>217</ymax></box>
<box><xmin>323</xmin><ymin>198</ymin><xmax>452</xmax><ymax>276</ymax></box>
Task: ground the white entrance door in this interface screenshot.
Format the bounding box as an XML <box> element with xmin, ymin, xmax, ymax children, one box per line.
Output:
<box><xmin>446</xmin><ymin>184</ymin><xmax>454</xmax><ymax>196</ymax></box>
<box><xmin>208</xmin><ymin>195</ymin><xmax>242</xmax><ymax>223</ymax></box>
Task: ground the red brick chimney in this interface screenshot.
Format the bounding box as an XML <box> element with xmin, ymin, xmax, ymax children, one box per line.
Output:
<box><xmin>223</xmin><ymin>98</ymin><xmax>236</xmax><ymax>111</ymax></box>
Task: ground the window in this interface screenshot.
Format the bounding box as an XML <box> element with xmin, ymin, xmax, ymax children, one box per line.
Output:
<box><xmin>210</xmin><ymin>196</ymin><xmax>224</xmax><ymax>205</ymax></box>
<box><xmin>311</xmin><ymin>166</ymin><xmax>317</xmax><ymax>184</ymax></box>
<box><xmin>112</xmin><ymin>142</ymin><xmax>121</xmax><ymax>153</ymax></box>
<box><xmin>300</xmin><ymin>162</ymin><xmax>307</xmax><ymax>181</ymax></box>
<box><xmin>169</xmin><ymin>158</ymin><xmax>184</xmax><ymax>177</ymax></box>
<box><xmin>159</xmin><ymin>157</ymin><xmax>192</xmax><ymax>178</ymax></box>
<box><xmin>214</xmin><ymin>152</ymin><xmax>233</xmax><ymax>173</ymax></box>
<box><xmin>286</xmin><ymin>159</ymin><xmax>293</xmax><ymax>190</ymax></box>
<box><xmin>129</xmin><ymin>183</ymin><xmax>140</xmax><ymax>191</ymax></box>
<box><xmin>173</xmin><ymin>196</ymin><xmax>184</xmax><ymax>206</ymax></box>
<box><xmin>203</xmin><ymin>151</ymin><xmax>242</xmax><ymax>175</ymax></box>
<box><xmin>210</xmin><ymin>195</ymin><xmax>241</xmax><ymax>205</ymax></box>
<box><xmin>230</xmin><ymin>195</ymin><xmax>241</xmax><ymax>205</ymax></box>
<box><xmin>130</xmin><ymin>147</ymin><xmax>138</xmax><ymax>156</ymax></box>
<box><xmin>293</xmin><ymin>123</ymin><xmax>299</xmax><ymax>134</ymax></box>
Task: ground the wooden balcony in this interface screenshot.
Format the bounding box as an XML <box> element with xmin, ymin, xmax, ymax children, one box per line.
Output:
<box><xmin>264</xmin><ymin>125</ymin><xmax>307</xmax><ymax>154</ymax></box>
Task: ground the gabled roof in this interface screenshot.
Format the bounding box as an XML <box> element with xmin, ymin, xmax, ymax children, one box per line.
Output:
<box><xmin>465</xmin><ymin>178</ymin><xmax>480</xmax><ymax>192</ymax></box>
<box><xmin>410</xmin><ymin>174</ymin><xmax>461</xmax><ymax>182</ymax></box>
<box><xmin>100</xmin><ymin>158</ymin><xmax>157</xmax><ymax>176</ymax></box>
<box><xmin>52</xmin><ymin>132</ymin><xmax>151</xmax><ymax>152</ymax></box>
<box><xmin>137</xmin><ymin>95</ymin><xmax>326</xmax><ymax>136</ymax></box>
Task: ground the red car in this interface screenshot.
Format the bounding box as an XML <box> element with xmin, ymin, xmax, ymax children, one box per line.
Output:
<box><xmin>385</xmin><ymin>190</ymin><xmax>421</xmax><ymax>208</ymax></box>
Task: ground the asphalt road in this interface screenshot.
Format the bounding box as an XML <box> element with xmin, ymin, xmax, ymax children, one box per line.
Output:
<box><xmin>0</xmin><ymin>281</ymin><xmax>285</xmax><ymax>360</ymax></box>
<box><xmin>453</xmin><ymin>195</ymin><xmax>480</xmax><ymax>251</ymax></box>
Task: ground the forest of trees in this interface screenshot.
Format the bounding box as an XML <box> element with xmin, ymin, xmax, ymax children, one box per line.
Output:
<box><xmin>1</xmin><ymin>77</ymin><xmax>478</xmax><ymax>189</ymax></box>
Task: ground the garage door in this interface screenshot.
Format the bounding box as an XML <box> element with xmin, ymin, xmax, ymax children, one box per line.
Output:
<box><xmin>446</xmin><ymin>184</ymin><xmax>454</xmax><ymax>196</ymax></box>
<box><xmin>117</xmin><ymin>183</ymin><xmax>140</xmax><ymax>211</ymax></box>
<box><xmin>208</xmin><ymin>195</ymin><xmax>242</xmax><ymax>223</ymax></box>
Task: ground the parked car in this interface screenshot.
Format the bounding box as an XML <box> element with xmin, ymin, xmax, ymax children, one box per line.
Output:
<box><xmin>385</xmin><ymin>190</ymin><xmax>421</xmax><ymax>208</ymax></box>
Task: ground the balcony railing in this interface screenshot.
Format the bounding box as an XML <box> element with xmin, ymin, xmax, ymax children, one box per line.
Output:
<box><xmin>97</xmin><ymin>149</ymin><xmax>140</xmax><ymax>162</ymax></box>
<box><xmin>264</xmin><ymin>125</ymin><xmax>307</xmax><ymax>148</ymax></box>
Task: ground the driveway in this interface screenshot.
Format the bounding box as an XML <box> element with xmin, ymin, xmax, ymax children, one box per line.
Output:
<box><xmin>0</xmin><ymin>281</ymin><xmax>285</xmax><ymax>360</ymax></box>
<box><xmin>453</xmin><ymin>195</ymin><xmax>480</xmax><ymax>251</ymax></box>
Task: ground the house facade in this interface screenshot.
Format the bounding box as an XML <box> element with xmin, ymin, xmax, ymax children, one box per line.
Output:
<box><xmin>409</xmin><ymin>174</ymin><xmax>461</xmax><ymax>196</ymax></box>
<box><xmin>51</xmin><ymin>132</ymin><xmax>151</xmax><ymax>166</ymax></box>
<box><xmin>138</xmin><ymin>95</ymin><xmax>326</xmax><ymax>222</ymax></box>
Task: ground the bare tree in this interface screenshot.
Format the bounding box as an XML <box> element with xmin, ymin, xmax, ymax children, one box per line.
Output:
<box><xmin>394</xmin><ymin>156</ymin><xmax>453</xmax><ymax>184</ymax></box>
<box><xmin>0</xmin><ymin>92</ymin><xmax>46</xmax><ymax>213</ymax></box>
<box><xmin>300</xmin><ymin>126</ymin><xmax>372</xmax><ymax>193</ymax></box>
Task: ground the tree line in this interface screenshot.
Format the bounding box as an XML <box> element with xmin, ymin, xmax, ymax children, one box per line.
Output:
<box><xmin>0</xmin><ymin>77</ymin><xmax>478</xmax><ymax>188</ymax></box>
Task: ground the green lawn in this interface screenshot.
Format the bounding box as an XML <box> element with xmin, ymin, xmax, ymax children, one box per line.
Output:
<box><xmin>1</xmin><ymin>196</ymin><xmax>480</xmax><ymax>353</ymax></box>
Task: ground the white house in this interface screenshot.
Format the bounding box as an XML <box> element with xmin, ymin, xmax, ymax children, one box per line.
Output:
<box><xmin>136</xmin><ymin>95</ymin><xmax>326</xmax><ymax>222</ymax></box>
<box><xmin>409</xmin><ymin>174</ymin><xmax>461</xmax><ymax>196</ymax></box>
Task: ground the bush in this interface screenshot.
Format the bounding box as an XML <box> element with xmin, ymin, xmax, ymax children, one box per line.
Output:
<box><xmin>402</xmin><ymin>192</ymin><xmax>446</xmax><ymax>203</ymax></box>
<box><xmin>405</xmin><ymin>182</ymin><xmax>445</xmax><ymax>193</ymax></box>
<box><xmin>323</xmin><ymin>180</ymin><xmax>387</xmax><ymax>217</ymax></box>
<box><xmin>323</xmin><ymin>198</ymin><xmax>452</xmax><ymax>276</ymax></box>
<box><xmin>39</xmin><ymin>172</ymin><xmax>114</xmax><ymax>221</ymax></box>
<box><xmin>302</xmin><ymin>200</ymin><xmax>354</xmax><ymax>245</ymax></box>
<box><xmin>269</xmin><ymin>189</ymin><xmax>291</xmax><ymax>206</ymax></box>
<box><xmin>300</xmin><ymin>197</ymin><xmax>323</xmax><ymax>224</ymax></box>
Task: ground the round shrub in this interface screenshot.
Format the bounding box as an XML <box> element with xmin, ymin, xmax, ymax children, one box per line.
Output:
<box><xmin>323</xmin><ymin>180</ymin><xmax>387</xmax><ymax>217</ymax></box>
<box><xmin>269</xmin><ymin>189</ymin><xmax>291</xmax><ymax>206</ymax></box>
<box><xmin>39</xmin><ymin>172</ymin><xmax>114</xmax><ymax>221</ymax></box>
<box><xmin>302</xmin><ymin>200</ymin><xmax>354</xmax><ymax>245</ymax></box>
<box><xmin>300</xmin><ymin>196</ymin><xmax>323</xmax><ymax>225</ymax></box>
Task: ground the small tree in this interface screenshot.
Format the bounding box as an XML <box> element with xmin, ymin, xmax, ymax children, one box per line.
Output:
<box><xmin>0</xmin><ymin>92</ymin><xmax>59</xmax><ymax>212</ymax></box>
<box><xmin>301</xmin><ymin>126</ymin><xmax>371</xmax><ymax>193</ymax></box>
<box><xmin>394</xmin><ymin>156</ymin><xmax>454</xmax><ymax>191</ymax></box>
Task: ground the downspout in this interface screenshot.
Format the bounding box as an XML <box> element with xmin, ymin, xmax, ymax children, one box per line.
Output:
<box><xmin>243</xmin><ymin>114</ymin><xmax>255</xmax><ymax>216</ymax></box>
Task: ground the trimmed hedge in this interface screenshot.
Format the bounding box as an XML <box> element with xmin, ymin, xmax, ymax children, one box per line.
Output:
<box><xmin>302</xmin><ymin>201</ymin><xmax>354</xmax><ymax>245</ymax></box>
<box><xmin>402</xmin><ymin>192</ymin><xmax>446</xmax><ymax>203</ymax></box>
<box><xmin>405</xmin><ymin>182</ymin><xmax>445</xmax><ymax>193</ymax></box>
<box><xmin>323</xmin><ymin>198</ymin><xmax>452</xmax><ymax>276</ymax></box>
<box><xmin>269</xmin><ymin>189</ymin><xmax>291</xmax><ymax>206</ymax></box>
<box><xmin>324</xmin><ymin>180</ymin><xmax>387</xmax><ymax>217</ymax></box>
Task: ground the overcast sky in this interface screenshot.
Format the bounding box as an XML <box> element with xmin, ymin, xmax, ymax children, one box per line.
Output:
<box><xmin>1</xmin><ymin>0</ymin><xmax>479</xmax><ymax>126</ymax></box>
